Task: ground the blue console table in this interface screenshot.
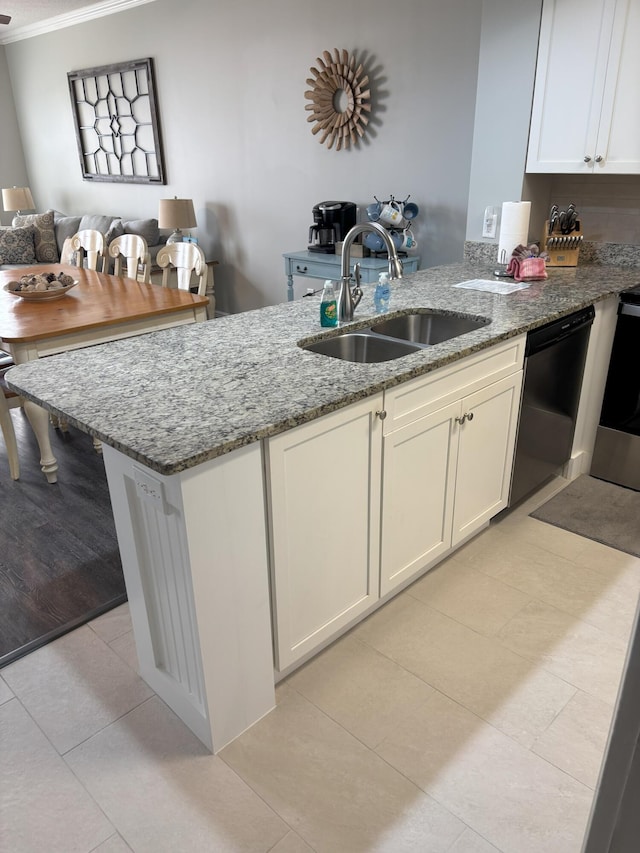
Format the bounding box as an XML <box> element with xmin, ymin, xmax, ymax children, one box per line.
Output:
<box><xmin>283</xmin><ymin>250</ymin><xmax>421</xmax><ymax>301</ymax></box>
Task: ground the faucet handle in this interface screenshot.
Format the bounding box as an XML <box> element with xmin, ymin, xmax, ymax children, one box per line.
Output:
<box><xmin>352</xmin><ymin>262</ymin><xmax>363</xmax><ymax>310</ymax></box>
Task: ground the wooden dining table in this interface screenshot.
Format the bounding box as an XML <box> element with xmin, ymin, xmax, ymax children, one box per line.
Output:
<box><xmin>0</xmin><ymin>264</ymin><xmax>209</xmax><ymax>483</ymax></box>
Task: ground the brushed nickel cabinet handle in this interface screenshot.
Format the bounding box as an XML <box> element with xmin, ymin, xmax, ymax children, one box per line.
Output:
<box><xmin>376</xmin><ymin>410</ymin><xmax>387</xmax><ymax>420</ymax></box>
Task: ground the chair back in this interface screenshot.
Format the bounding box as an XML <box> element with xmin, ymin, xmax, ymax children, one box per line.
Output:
<box><xmin>156</xmin><ymin>242</ymin><xmax>207</xmax><ymax>295</ymax></box>
<box><xmin>108</xmin><ymin>234</ymin><xmax>150</xmax><ymax>282</ymax></box>
<box><xmin>71</xmin><ymin>229</ymin><xmax>106</xmax><ymax>272</ymax></box>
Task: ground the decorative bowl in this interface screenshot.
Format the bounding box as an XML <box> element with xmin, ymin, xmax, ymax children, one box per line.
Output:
<box><xmin>3</xmin><ymin>280</ymin><xmax>78</xmax><ymax>302</ymax></box>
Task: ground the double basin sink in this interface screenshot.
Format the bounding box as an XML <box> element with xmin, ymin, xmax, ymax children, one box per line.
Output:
<box><xmin>302</xmin><ymin>311</ymin><xmax>491</xmax><ymax>363</ymax></box>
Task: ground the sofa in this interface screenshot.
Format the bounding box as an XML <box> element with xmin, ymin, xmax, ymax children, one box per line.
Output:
<box><xmin>0</xmin><ymin>209</ymin><xmax>167</xmax><ymax>271</ymax></box>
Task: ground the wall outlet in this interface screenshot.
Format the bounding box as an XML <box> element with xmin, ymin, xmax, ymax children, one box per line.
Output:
<box><xmin>482</xmin><ymin>206</ymin><xmax>498</xmax><ymax>238</ymax></box>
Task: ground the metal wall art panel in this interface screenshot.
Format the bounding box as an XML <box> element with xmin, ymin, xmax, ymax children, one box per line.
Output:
<box><xmin>68</xmin><ymin>57</ymin><xmax>166</xmax><ymax>184</ymax></box>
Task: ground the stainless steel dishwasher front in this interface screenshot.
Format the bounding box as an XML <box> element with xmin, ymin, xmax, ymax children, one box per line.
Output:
<box><xmin>509</xmin><ymin>305</ymin><xmax>595</xmax><ymax>506</ymax></box>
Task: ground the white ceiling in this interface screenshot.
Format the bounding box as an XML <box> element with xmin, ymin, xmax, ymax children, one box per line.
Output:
<box><xmin>0</xmin><ymin>0</ymin><xmax>156</xmax><ymax>43</ymax></box>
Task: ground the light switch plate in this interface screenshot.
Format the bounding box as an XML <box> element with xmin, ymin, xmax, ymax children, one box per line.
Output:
<box><xmin>483</xmin><ymin>206</ymin><xmax>498</xmax><ymax>238</ymax></box>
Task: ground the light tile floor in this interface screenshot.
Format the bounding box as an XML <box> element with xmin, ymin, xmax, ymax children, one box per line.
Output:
<box><xmin>1</xmin><ymin>478</ymin><xmax>638</xmax><ymax>852</ymax></box>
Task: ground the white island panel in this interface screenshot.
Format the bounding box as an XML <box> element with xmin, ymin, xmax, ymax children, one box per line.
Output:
<box><xmin>103</xmin><ymin>442</ymin><xmax>275</xmax><ymax>752</ymax></box>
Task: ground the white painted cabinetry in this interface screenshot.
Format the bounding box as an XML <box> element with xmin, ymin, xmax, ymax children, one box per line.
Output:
<box><xmin>102</xmin><ymin>442</ymin><xmax>276</xmax><ymax>753</ymax></box>
<box><xmin>451</xmin><ymin>374</ymin><xmax>524</xmax><ymax>544</ymax></box>
<box><xmin>380</xmin><ymin>400</ymin><xmax>459</xmax><ymax>597</ymax></box>
<box><xmin>266</xmin><ymin>395</ymin><xmax>383</xmax><ymax>671</ymax></box>
<box><xmin>527</xmin><ymin>0</ymin><xmax>640</xmax><ymax>174</ymax></box>
<box><xmin>267</xmin><ymin>336</ymin><xmax>526</xmax><ymax>668</ymax></box>
<box><xmin>380</xmin><ymin>337</ymin><xmax>525</xmax><ymax>596</ymax></box>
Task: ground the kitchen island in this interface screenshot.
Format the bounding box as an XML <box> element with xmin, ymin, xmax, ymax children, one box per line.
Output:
<box><xmin>6</xmin><ymin>259</ymin><xmax>640</xmax><ymax>752</ymax></box>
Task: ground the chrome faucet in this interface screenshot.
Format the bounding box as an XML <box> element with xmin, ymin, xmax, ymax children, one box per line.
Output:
<box><xmin>338</xmin><ymin>222</ymin><xmax>404</xmax><ymax>323</ymax></box>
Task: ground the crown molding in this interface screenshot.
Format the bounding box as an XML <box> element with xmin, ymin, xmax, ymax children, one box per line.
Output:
<box><xmin>0</xmin><ymin>0</ymin><xmax>158</xmax><ymax>45</ymax></box>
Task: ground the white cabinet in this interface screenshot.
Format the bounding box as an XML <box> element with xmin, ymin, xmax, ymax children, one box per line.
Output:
<box><xmin>267</xmin><ymin>337</ymin><xmax>526</xmax><ymax>668</ymax></box>
<box><xmin>527</xmin><ymin>0</ymin><xmax>640</xmax><ymax>174</ymax></box>
<box><xmin>380</xmin><ymin>338</ymin><xmax>524</xmax><ymax>596</ymax></box>
<box><xmin>380</xmin><ymin>401</ymin><xmax>458</xmax><ymax>597</ymax></box>
<box><xmin>451</xmin><ymin>374</ymin><xmax>524</xmax><ymax>545</ymax></box>
<box><xmin>266</xmin><ymin>395</ymin><xmax>383</xmax><ymax>671</ymax></box>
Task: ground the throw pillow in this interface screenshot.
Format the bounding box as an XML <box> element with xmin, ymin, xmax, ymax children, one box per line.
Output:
<box><xmin>12</xmin><ymin>209</ymin><xmax>59</xmax><ymax>263</ymax></box>
<box><xmin>53</xmin><ymin>214</ymin><xmax>82</xmax><ymax>255</ymax></box>
<box><xmin>106</xmin><ymin>218</ymin><xmax>125</xmax><ymax>244</ymax></box>
<box><xmin>78</xmin><ymin>214</ymin><xmax>119</xmax><ymax>238</ymax></box>
<box><xmin>0</xmin><ymin>225</ymin><xmax>37</xmax><ymax>264</ymax></box>
<box><xmin>123</xmin><ymin>218</ymin><xmax>160</xmax><ymax>247</ymax></box>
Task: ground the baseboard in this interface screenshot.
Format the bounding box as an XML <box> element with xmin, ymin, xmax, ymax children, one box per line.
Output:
<box><xmin>564</xmin><ymin>449</ymin><xmax>590</xmax><ymax>481</ymax></box>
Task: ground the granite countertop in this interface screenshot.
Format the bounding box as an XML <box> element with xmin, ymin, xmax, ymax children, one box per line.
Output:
<box><xmin>6</xmin><ymin>259</ymin><xmax>640</xmax><ymax>475</ymax></box>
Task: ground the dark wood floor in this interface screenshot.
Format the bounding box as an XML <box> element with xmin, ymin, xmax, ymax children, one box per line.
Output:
<box><xmin>0</xmin><ymin>408</ymin><xmax>126</xmax><ymax>668</ymax></box>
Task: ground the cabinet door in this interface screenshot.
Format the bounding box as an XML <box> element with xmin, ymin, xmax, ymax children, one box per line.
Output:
<box><xmin>380</xmin><ymin>401</ymin><xmax>459</xmax><ymax>597</ymax></box>
<box><xmin>527</xmin><ymin>0</ymin><xmax>616</xmax><ymax>173</ymax></box>
<box><xmin>267</xmin><ymin>395</ymin><xmax>383</xmax><ymax>671</ymax></box>
<box><xmin>596</xmin><ymin>0</ymin><xmax>640</xmax><ymax>173</ymax></box>
<box><xmin>452</xmin><ymin>372</ymin><xmax>523</xmax><ymax>546</ymax></box>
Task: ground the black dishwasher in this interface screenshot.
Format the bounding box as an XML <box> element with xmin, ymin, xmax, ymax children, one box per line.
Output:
<box><xmin>591</xmin><ymin>284</ymin><xmax>640</xmax><ymax>491</ymax></box>
<box><xmin>509</xmin><ymin>305</ymin><xmax>595</xmax><ymax>506</ymax></box>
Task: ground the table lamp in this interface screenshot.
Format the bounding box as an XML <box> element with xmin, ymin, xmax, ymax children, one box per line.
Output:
<box><xmin>2</xmin><ymin>186</ymin><xmax>35</xmax><ymax>216</ymax></box>
<box><xmin>158</xmin><ymin>197</ymin><xmax>196</xmax><ymax>243</ymax></box>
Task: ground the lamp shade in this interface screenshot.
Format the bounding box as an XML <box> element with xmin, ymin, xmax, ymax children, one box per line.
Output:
<box><xmin>2</xmin><ymin>186</ymin><xmax>35</xmax><ymax>212</ymax></box>
<box><xmin>158</xmin><ymin>198</ymin><xmax>196</xmax><ymax>230</ymax></box>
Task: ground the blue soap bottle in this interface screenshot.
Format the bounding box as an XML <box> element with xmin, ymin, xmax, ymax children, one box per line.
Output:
<box><xmin>374</xmin><ymin>272</ymin><xmax>391</xmax><ymax>314</ymax></box>
<box><xmin>320</xmin><ymin>280</ymin><xmax>337</xmax><ymax>327</ymax></box>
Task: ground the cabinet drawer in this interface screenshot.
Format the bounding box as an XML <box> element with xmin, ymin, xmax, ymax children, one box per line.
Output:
<box><xmin>290</xmin><ymin>259</ymin><xmax>335</xmax><ymax>278</ymax></box>
<box><xmin>383</xmin><ymin>335</ymin><xmax>525</xmax><ymax>433</ymax></box>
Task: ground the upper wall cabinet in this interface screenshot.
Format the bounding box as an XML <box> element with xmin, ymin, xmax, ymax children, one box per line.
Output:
<box><xmin>527</xmin><ymin>0</ymin><xmax>640</xmax><ymax>174</ymax></box>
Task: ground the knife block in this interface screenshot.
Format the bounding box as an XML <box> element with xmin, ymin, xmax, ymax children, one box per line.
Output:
<box><xmin>540</xmin><ymin>220</ymin><xmax>583</xmax><ymax>267</ymax></box>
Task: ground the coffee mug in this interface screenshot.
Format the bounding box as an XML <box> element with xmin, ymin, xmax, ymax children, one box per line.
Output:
<box><xmin>402</xmin><ymin>202</ymin><xmax>419</xmax><ymax>220</ymax></box>
<box><xmin>364</xmin><ymin>230</ymin><xmax>385</xmax><ymax>252</ymax></box>
<box><xmin>366</xmin><ymin>202</ymin><xmax>382</xmax><ymax>222</ymax></box>
<box><xmin>401</xmin><ymin>227</ymin><xmax>418</xmax><ymax>250</ymax></box>
<box><xmin>379</xmin><ymin>202</ymin><xmax>404</xmax><ymax>227</ymax></box>
<box><xmin>390</xmin><ymin>229</ymin><xmax>403</xmax><ymax>250</ymax></box>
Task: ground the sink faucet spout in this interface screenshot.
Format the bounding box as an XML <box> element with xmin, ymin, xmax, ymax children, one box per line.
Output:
<box><xmin>338</xmin><ymin>222</ymin><xmax>404</xmax><ymax>323</ymax></box>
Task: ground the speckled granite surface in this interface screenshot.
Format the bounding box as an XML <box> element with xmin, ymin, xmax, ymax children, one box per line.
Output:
<box><xmin>6</xmin><ymin>259</ymin><xmax>640</xmax><ymax>475</ymax></box>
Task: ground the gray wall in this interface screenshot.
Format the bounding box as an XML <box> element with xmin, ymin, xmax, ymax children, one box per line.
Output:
<box><xmin>0</xmin><ymin>46</ymin><xmax>29</xmax><ymax>226</ymax></box>
<box><xmin>2</xmin><ymin>0</ymin><xmax>483</xmax><ymax>313</ymax></box>
<box><xmin>465</xmin><ymin>0</ymin><xmax>543</xmax><ymax>244</ymax></box>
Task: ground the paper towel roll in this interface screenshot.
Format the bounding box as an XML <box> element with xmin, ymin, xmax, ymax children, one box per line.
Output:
<box><xmin>497</xmin><ymin>201</ymin><xmax>531</xmax><ymax>263</ymax></box>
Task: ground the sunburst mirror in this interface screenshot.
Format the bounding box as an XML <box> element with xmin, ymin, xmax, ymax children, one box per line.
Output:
<box><xmin>304</xmin><ymin>49</ymin><xmax>371</xmax><ymax>151</ymax></box>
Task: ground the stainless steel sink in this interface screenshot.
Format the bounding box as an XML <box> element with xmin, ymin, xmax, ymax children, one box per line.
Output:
<box><xmin>302</xmin><ymin>332</ymin><xmax>420</xmax><ymax>363</ymax></box>
<box><xmin>371</xmin><ymin>311</ymin><xmax>491</xmax><ymax>345</ymax></box>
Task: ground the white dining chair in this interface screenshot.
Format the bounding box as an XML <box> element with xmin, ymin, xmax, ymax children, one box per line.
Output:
<box><xmin>156</xmin><ymin>242</ymin><xmax>208</xmax><ymax>296</ymax></box>
<box><xmin>108</xmin><ymin>233</ymin><xmax>151</xmax><ymax>282</ymax></box>
<box><xmin>0</xmin><ymin>373</ymin><xmax>20</xmax><ymax>479</ymax></box>
<box><xmin>71</xmin><ymin>229</ymin><xmax>107</xmax><ymax>272</ymax></box>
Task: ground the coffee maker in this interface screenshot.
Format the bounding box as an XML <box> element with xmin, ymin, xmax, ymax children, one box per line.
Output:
<box><xmin>308</xmin><ymin>201</ymin><xmax>357</xmax><ymax>253</ymax></box>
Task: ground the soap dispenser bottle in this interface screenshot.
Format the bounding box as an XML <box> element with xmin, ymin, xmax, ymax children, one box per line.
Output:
<box><xmin>374</xmin><ymin>272</ymin><xmax>391</xmax><ymax>314</ymax></box>
<box><xmin>320</xmin><ymin>280</ymin><xmax>337</xmax><ymax>327</ymax></box>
